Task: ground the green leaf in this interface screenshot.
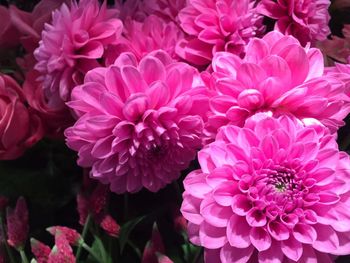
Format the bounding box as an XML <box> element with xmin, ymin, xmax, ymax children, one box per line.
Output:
<box><xmin>85</xmin><ymin>235</ymin><xmax>110</xmax><ymax>263</ymax></box>
<box><xmin>119</xmin><ymin>215</ymin><xmax>146</xmax><ymax>254</ymax></box>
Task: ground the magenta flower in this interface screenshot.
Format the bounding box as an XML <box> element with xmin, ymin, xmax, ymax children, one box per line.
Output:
<box><xmin>48</xmin><ymin>233</ymin><xmax>75</xmax><ymax>263</ymax></box>
<box><xmin>104</xmin><ymin>15</ymin><xmax>184</xmax><ymax>65</ymax></box>
<box><xmin>6</xmin><ymin>197</ymin><xmax>29</xmax><ymax>249</ymax></box>
<box><xmin>144</xmin><ymin>0</ymin><xmax>186</xmax><ymax>22</ymax></box>
<box><xmin>181</xmin><ymin>112</ymin><xmax>350</xmax><ymax>262</ymax></box>
<box><xmin>258</xmin><ymin>0</ymin><xmax>330</xmax><ymax>46</ymax></box>
<box><xmin>31</xmin><ymin>238</ymin><xmax>51</xmax><ymax>263</ymax></box>
<box><xmin>176</xmin><ymin>0</ymin><xmax>264</xmax><ymax>66</ymax></box>
<box><xmin>34</xmin><ymin>0</ymin><xmax>122</xmax><ymax>107</ymax></box>
<box><xmin>318</xmin><ymin>24</ymin><xmax>350</xmax><ymax>64</ymax></box>
<box><xmin>205</xmin><ymin>31</ymin><xmax>350</xmax><ymax>140</ymax></box>
<box><xmin>47</xmin><ymin>226</ymin><xmax>82</xmax><ymax>246</ymax></box>
<box><xmin>65</xmin><ymin>51</ymin><xmax>209</xmax><ymax>193</ymax></box>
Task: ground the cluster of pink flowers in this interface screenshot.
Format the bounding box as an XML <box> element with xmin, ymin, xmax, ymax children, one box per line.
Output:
<box><xmin>3</xmin><ymin>0</ymin><xmax>350</xmax><ymax>262</ymax></box>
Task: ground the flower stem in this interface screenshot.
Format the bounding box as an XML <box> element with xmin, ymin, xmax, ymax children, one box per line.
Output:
<box><xmin>75</xmin><ymin>214</ymin><xmax>92</xmax><ymax>261</ymax></box>
<box><xmin>82</xmin><ymin>243</ymin><xmax>103</xmax><ymax>263</ymax></box>
<box><xmin>19</xmin><ymin>249</ymin><xmax>29</xmax><ymax>263</ymax></box>
<box><xmin>124</xmin><ymin>193</ymin><xmax>129</xmax><ymax>221</ymax></box>
<box><xmin>0</xmin><ymin>215</ymin><xmax>16</xmax><ymax>263</ymax></box>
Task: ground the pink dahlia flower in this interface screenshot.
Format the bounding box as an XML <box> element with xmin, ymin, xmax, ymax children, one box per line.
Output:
<box><xmin>176</xmin><ymin>0</ymin><xmax>264</xmax><ymax>66</ymax></box>
<box><xmin>318</xmin><ymin>24</ymin><xmax>350</xmax><ymax>64</ymax></box>
<box><xmin>258</xmin><ymin>0</ymin><xmax>331</xmax><ymax>46</ymax></box>
<box><xmin>34</xmin><ymin>0</ymin><xmax>122</xmax><ymax>106</ymax></box>
<box><xmin>205</xmin><ymin>31</ymin><xmax>350</xmax><ymax>140</ymax></box>
<box><xmin>181</xmin><ymin>113</ymin><xmax>350</xmax><ymax>262</ymax></box>
<box><xmin>144</xmin><ymin>0</ymin><xmax>186</xmax><ymax>22</ymax></box>
<box><xmin>9</xmin><ymin>0</ymin><xmax>66</xmax><ymax>72</ymax></box>
<box><xmin>104</xmin><ymin>15</ymin><xmax>184</xmax><ymax>65</ymax></box>
<box><xmin>65</xmin><ymin>51</ymin><xmax>209</xmax><ymax>193</ymax></box>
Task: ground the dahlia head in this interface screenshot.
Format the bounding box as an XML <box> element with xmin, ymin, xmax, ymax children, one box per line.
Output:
<box><xmin>34</xmin><ymin>0</ymin><xmax>122</xmax><ymax>106</ymax></box>
<box><xmin>65</xmin><ymin>50</ymin><xmax>209</xmax><ymax>193</ymax></box>
<box><xmin>104</xmin><ymin>14</ymin><xmax>184</xmax><ymax>65</ymax></box>
<box><xmin>258</xmin><ymin>0</ymin><xmax>331</xmax><ymax>46</ymax></box>
<box><xmin>176</xmin><ymin>0</ymin><xmax>264</xmax><ymax>66</ymax></box>
<box><xmin>181</xmin><ymin>112</ymin><xmax>350</xmax><ymax>262</ymax></box>
<box><xmin>204</xmin><ymin>31</ymin><xmax>350</xmax><ymax>140</ymax></box>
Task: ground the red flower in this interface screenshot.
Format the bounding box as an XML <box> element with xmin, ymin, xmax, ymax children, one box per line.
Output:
<box><xmin>47</xmin><ymin>226</ymin><xmax>82</xmax><ymax>246</ymax></box>
<box><xmin>6</xmin><ymin>197</ymin><xmax>29</xmax><ymax>249</ymax></box>
<box><xmin>48</xmin><ymin>233</ymin><xmax>75</xmax><ymax>263</ymax></box>
<box><xmin>31</xmin><ymin>238</ymin><xmax>51</xmax><ymax>263</ymax></box>
<box><xmin>99</xmin><ymin>215</ymin><xmax>120</xmax><ymax>238</ymax></box>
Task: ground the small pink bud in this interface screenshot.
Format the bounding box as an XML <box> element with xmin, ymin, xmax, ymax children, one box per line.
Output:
<box><xmin>6</xmin><ymin>197</ymin><xmax>29</xmax><ymax>249</ymax></box>
<box><xmin>142</xmin><ymin>223</ymin><xmax>165</xmax><ymax>263</ymax></box>
<box><xmin>47</xmin><ymin>226</ymin><xmax>82</xmax><ymax>246</ymax></box>
<box><xmin>48</xmin><ymin>233</ymin><xmax>75</xmax><ymax>263</ymax></box>
<box><xmin>31</xmin><ymin>238</ymin><xmax>51</xmax><ymax>263</ymax></box>
<box><xmin>90</xmin><ymin>184</ymin><xmax>109</xmax><ymax>215</ymax></box>
<box><xmin>99</xmin><ymin>214</ymin><xmax>120</xmax><ymax>237</ymax></box>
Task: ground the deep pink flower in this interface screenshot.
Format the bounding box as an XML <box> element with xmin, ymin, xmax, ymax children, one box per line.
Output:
<box><xmin>48</xmin><ymin>233</ymin><xmax>75</xmax><ymax>263</ymax></box>
<box><xmin>176</xmin><ymin>0</ymin><xmax>264</xmax><ymax>66</ymax></box>
<box><xmin>47</xmin><ymin>226</ymin><xmax>82</xmax><ymax>246</ymax></box>
<box><xmin>6</xmin><ymin>197</ymin><xmax>29</xmax><ymax>249</ymax></box>
<box><xmin>205</xmin><ymin>31</ymin><xmax>350</xmax><ymax>140</ymax></box>
<box><xmin>104</xmin><ymin>15</ymin><xmax>184</xmax><ymax>65</ymax></box>
<box><xmin>99</xmin><ymin>214</ymin><xmax>120</xmax><ymax>238</ymax></box>
<box><xmin>34</xmin><ymin>0</ymin><xmax>122</xmax><ymax>106</ymax></box>
<box><xmin>258</xmin><ymin>0</ymin><xmax>331</xmax><ymax>46</ymax></box>
<box><xmin>318</xmin><ymin>24</ymin><xmax>350</xmax><ymax>64</ymax></box>
<box><xmin>0</xmin><ymin>74</ymin><xmax>44</xmax><ymax>159</ymax></box>
<box><xmin>65</xmin><ymin>51</ymin><xmax>209</xmax><ymax>193</ymax></box>
<box><xmin>9</xmin><ymin>0</ymin><xmax>65</xmax><ymax>72</ymax></box>
<box><xmin>182</xmin><ymin>113</ymin><xmax>350</xmax><ymax>262</ymax></box>
<box><xmin>23</xmin><ymin>70</ymin><xmax>73</xmax><ymax>138</ymax></box>
<box><xmin>114</xmin><ymin>0</ymin><xmax>148</xmax><ymax>22</ymax></box>
<box><xmin>144</xmin><ymin>0</ymin><xmax>186</xmax><ymax>22</ymax></box>
<box><xmin>31</xmin><ymin>238</ymin><xmax>51</xmax><ymax>263</ymax></box>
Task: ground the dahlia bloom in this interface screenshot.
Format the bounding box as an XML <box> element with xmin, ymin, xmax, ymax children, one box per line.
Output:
<box><xmin>105</xmin><ymin>15</ymin><xmax>184</xmax><ymax>65</ymax></box>
<box><xmin>318</xmin><ymin>24</ymin><xmax>350</xmax><ymax>64</ymax></box>
<box><xmin>65</xmin><ymin>51</ymin><xmax>209</xmax><ymax>193</ymax></box>
<box><xmin>258</xmin><ymin>0</ymin><xmax>331</xmax><ymax>46</ymax></box>
<box><xmin>9</xmin><ymin>0</ymin><xmax>65</xmax><ymax>71</ymax></box>
<box><xmin>176</xmin><ymin>0</ymin><xmax>264</xmax><ymax>66</ymax></box>
<box><xmin>181</xmin><ymin>113</ymin><xmax>350</xmax><ymax>262</ymax></box>
<box><xmin>34</xmin><ymin>0</ymin><xmax>122</xmax><ymax>106</ymax></box>
<box><xmin>205</xmin><ymin>31</ymin><xmax>350</xmax><ymax>140</ymax></box>
<box><xmin>114</xmin><ymin>0</ymin><xmax>148</xmax><ymax>22</ymax></box>
<box><xmin>144</xmin><ymin>0</ymin><xmax>186</xmax><ymax>22</ymax></box>
<box><xmin>0</xmin><ymin>74</ymin><xmax>43</xmax><ymax>159</ymax></box>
